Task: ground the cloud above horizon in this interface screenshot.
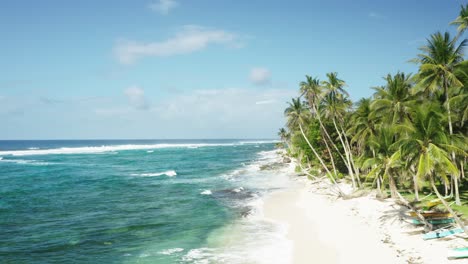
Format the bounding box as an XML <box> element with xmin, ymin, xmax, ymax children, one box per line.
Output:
<box><xmin>148</xmin><ymin>0</ymin><xmax>179</xmax><ymax>15</ymax></box>
<box><xmin>124</xmin><ymin>86</ymin><xmax>150</xmax><ymax>110</ymax></box>
<box><xmin>114</xmin><ymin>25</ymin><xmax>241</xmax><ymax>64</ymax></box>
<box><xmin>249</xmin><ymin>67</ymin><xmax>271</xmax><ymax>86</ymax></box>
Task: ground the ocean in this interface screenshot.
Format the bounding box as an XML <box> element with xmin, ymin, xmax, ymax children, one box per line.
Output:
<box><xmin>0</xmin><ymin>140</ymin><xmax>295</xmax><ymax>263</ymax></box>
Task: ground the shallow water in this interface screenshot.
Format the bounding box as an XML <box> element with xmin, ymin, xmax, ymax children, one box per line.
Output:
<box><xmin>0</xmin><ymin>140</ymin><xmax>294</xmax><ymax>263</ymax></box>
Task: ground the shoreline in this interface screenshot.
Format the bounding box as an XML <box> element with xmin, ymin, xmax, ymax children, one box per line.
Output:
<box><xmin>263</xmin><ymin>160</ymin><xmax>468</xmax><ymax>264</ymax></box>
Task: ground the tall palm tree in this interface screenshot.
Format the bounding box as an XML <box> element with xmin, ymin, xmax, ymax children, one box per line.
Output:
<box><xmin>412</xmin><ymin>31</ymin><xmax>466</xmax><ymax>136</ymax></box>
<box><xmin>321</xmin><ymin>73</ymin><xmax>360</xmax><ymax>188</ymax></box>
<box><xmin>300</xmin><ymin>75</ymin><xmax>342</xmax><ymax>179</ymax></box>
<box><xmin>284</xmin><ymin>98</ymin><xmax>338</xmax><ymax>186</ymax></box>
<box><xmin>450</xmin><ymin>4</ymin><xmax>468</xmax><ymax>36</ymax></box>
<box><xmin>277</xmin><ymin>128</ymin><xmax>290</xmax><ymax>149</ymax></box>
<box><xmin>371</xmin><ymin>72</ymin><xmax>415</xmax><ymax>124</ymax></box>
<box><xmin>398</xmin><ymin>104</ymin><xmax>467</xmax><ymax>233</ymax></box>
<box><xmin>412</xmin><ymin>32</ymin><xmax>467</xmax><ymax>204</ymax></box>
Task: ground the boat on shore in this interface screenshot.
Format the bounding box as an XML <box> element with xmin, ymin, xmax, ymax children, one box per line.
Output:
<box><xmin>422</xmin><ymin>228</ymin><xmax>464</xmax><ymax>240</ymax></box>
<box><xmin>411</xmin><ymin>218</ymin><xmax>454</xmax><ymax>225</ymax></box>
<box><xmin>447</xmin><ymin>247</ymin><xmax>468</xmax><ymax>259</ymax></box>
<box><xmin>409</xmin><ymin>211</ymin><xmax>452</xmax><ymax>218</ymax></box>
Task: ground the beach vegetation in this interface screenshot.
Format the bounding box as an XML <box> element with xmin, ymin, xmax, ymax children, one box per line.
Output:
<box><xmin>280</xmin><ymin>5</ymin><xmax>468</xmax><ymax>228</ymax></box>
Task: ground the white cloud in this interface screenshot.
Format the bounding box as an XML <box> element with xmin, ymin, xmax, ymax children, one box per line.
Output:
<box><xmin>368</xmin><ymin>11</ymin><xmax>385</xmax><ymax>19</ymax></box>
<box><xmin>149</xmin><ymin>88</ymin><xmax>295</xmax><ymax>137</ymax></box>
<box><xmin>249</xmin><ymin>67</ymin><xmax>271</xmax><ymax>86</ymax></box>
<box><xmin>114</xmin><ymin>25</ymin><xmax>241</xmax><ymax>64</ymax></box>
<box><xmin>124</xmin><ymin>86</ymin><xmax>150</xmax><ymax>110</ymax></box>
<box><xmin>255</xmin><ymin>99</ymin><xmax>276</xmax><ymax>105</ymax></box>
<box><xmin>148</xmin><ymin>0</ymin><xmax>179</xmax><ymax>15</ymax></box>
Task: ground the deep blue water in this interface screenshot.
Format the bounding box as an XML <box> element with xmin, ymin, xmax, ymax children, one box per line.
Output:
<box><xmin>0</xmin><ymin>140</ymin><xmax>289</xmax><ymax>263</ymax></box>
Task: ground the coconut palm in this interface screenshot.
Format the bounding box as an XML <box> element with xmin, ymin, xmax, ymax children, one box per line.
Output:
<box><xmin>412</xmin><ymin>31</ymin><xmax>466</xmax><ymax>136</ymax></box>
<box><xmin>300</xmin><ymin>75</ymin><xmax>343</xmax><ymax>179</ymax></box>
<box><xmin>371</xmin><ymin>72</ymin><xmax>415</xmax><ymax>124</ymax></box>
<box><xmin>284</xmin><ymin>98</ymin><xmax>344</xmax><ymax>195</ymax></box>
<box><xmin>450</xmin><ymin>4</ymin><xmax>468</xmax><ymax>36</ymax></box>
<box><xmin>348</xmin><ymin>98</ymin><xmax>377</xmax><ymax>155</ymax></box>
<box><xmin>412</xmin><ymin>32</ymin><xmax>467</xmax><ymax>204</ymax></box>
<box><xmin>361</xmin><ymin>126</ymin><xmax>401</xmax><ymax>198</ymax></box>
<box><xmin>398</xmin><ymin>103</ymin><xmax>467</xmax><ymax>233</ymax></box>
<box><xmin>321</xmin><ymin>73</ymin><xmax>360</xmax><ymax>188</ymax></box>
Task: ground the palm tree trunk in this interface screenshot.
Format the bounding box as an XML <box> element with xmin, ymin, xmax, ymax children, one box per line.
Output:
<box><xmin>412</xmin><ymin>171</ymin><xmax>419</xmax><ymax>201</ymax></box>
<box><xmin>299</xmin><ymin>124</ymin><xmax>338</xmax><ymax>186</ymax></box>
<box><xmin>332</xmin><ymin>118</ymin><xmax>356</xmax><ymax>188</ymax></box>
<box><xmin>395</xmin><ymin>191</ymin><xmax>432</xmax><ymax>230</ymax></box>
<box><xmin>312</xmin><ymin>104</ymin><xmax>347</xmax><ymax>163</ymax></box>
<box><xmin>339</xmin><ymin>123</ymin><xmax>361</xmax><ymax>187</ymax></box>
<box><xmin>444</xmin><ymin>79</ymin><xmax>462</xmax><ymax>205</ymax></box>
<box><xmin>430</xmin><ymin>175</ymin><xmax>467</xmax><ymax>234</ymax></box>
<box><xmin>322</xmin><ymin>134</ymin><xmax>338</xmax><ymax>179</ymax></box>
<box><xmin>454</xmin><ymin>173</ymin><xmax>461</xmax><ymax>205</ymax></box>
<box><xmin>388</xmin><ymin>174</ymin><xmax>398</xmax><ymax>199</ymax></box>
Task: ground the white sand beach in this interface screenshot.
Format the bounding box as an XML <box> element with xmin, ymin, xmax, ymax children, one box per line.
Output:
<box><xmin>264</xmin><ymin>174</ymin><xmax>468</xmax><ymax>264</ymax></box>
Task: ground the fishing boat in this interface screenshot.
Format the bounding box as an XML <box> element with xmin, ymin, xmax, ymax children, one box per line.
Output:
<box><xmin>423</xmin><ymin>199</ymin><xmax>442</xmax><ymax>209</ymax></box>
<box><xmin>411</xmin><ymin>218</ymin><xmax>454</xmax><ymax>225</ymax></box>
<box><xmin>422</xmin><ymin>228</ymin><xmax>464</xmax><ymax>240</ymax></box>
<box><xmin>409</xmin><ymin>211</ymin><xmax>452</xmax><ymax>218</ymax></box>
<box><xmin>447</xmin><ymin>248</ymin><xmax>468</xmax><ymax>259</ymax></box>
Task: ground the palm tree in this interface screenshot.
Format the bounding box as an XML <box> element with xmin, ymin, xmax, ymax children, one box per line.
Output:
<box><xmin>371</xmin><ymin>72</ymin><xmax>415</xmax><ymax>124</ymax></box>
<box><xmin>278</xmin><ymin>128</ymin><xmax>290</xmax><ymax>149</ymax></box>
<box><xmin>412</xmin><ymin>32</ymin><xmax>467</xmax><ymax>204</ymax></box>
<box><xmin>300</xmin><ymin>75</ymin><xmax>342</xmax><ymax>179</ymax></box>
<box><xmin>361</xmin><ymin>126</ymin><xmax>401</xmax><ymax>198</ymax></box>
<box><xmin>284</xmin><ymin>98</ymin><xmax>342</xmax><ymax>193</ymax></box>
<box><xmin>348</xmin><ymin>98</ymin><xmax>376</xmax><ymax>155</ymax></box>
<box><xmin>398</xmin><ymin>104</ymin><xmax>467</xmax><ymax>233</ymax></box>
<box><xmin>412</xmin><ymin>32</ymin><xmax>466</xmax><ymax>136</ymax></box>
<box><xmin>321</xmin><ymin>73</ymin><xmax>360</xmax><ymax>188</ymax></box>
<box><xmin>450</xmin><ymin>4</ymin><xmax>468</xmax><ymax>36</ymax></box>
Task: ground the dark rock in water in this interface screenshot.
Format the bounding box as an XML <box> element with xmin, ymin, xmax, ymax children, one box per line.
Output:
<box><xmin>259</xmin><ymin>162</ymin><xmax>284</xmax><ymax>171</ymax></box>
<box><xmin>240</xmin><ymin>207</ymin><xmax>253</xmax><ymax>217</ymax></box>
<box><xmin>283</xmin><ymin>157</ymin><xmax>291</xmax><ymax>163</ymax></box>
<box><xmin>213</xmin><ymin>187</ymin><xmax>256</xmax><ymax>200</ymax></box>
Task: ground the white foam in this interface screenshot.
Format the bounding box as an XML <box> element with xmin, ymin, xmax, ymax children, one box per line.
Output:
<box><xmin>158</xmin><ymin>248</ymin><xmax>184</xmax><ymax>255</ymax></box>
<box><xmin>232</xmin><ymin>187</ymin><xmax>244</xmax><ymax>193</ymax></box>
<box><xmin>131</xmin><ymin>170</ymin><xmax>177</xmax><ymax>177</ymax></box>
<box><xmin>28</xmin><ymin>147</ymin><xmax>39</xmax><ymax>150</ymax></box>
<box><xmin>200</xmin><ymin>190</ymin><xmax>212</xmax><ymax>195</ymax></box>
<box><xmin>146</xmin><ymin>150</ymin><xmax>154</xmax><ymax>153</ymax></box>
<box><xmin>238</xmin><ymin>140</ymin><xmax>280</xmax><ymax>145</ymax></box>
<box><xmin>0</xmin><ymin>158</ymin><xmax>53</xmax><ymax>166</ymax></box>
<box><xmin>0</xmin><ymin>141</ymin><xmax>276</xmax><ymax>156</ymax></box>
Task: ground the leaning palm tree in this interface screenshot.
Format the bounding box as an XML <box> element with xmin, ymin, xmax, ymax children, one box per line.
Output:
<box><xmin>321</xmin><ymin>73</ymin><xmax>360</xmax><ymax>188</ymax></box>
<box><xmin>300</xmin><ymin>75</ymin><xmax>342</xmax><ymax>179</ymax></box>
<box><xmin>450</xmin><ymin>4</ymin><xmax>468</xmax><ymax>36</ymax></box>
<box><xmin>284</xmin><ymin>98</ymin><xmax>342</xmax><ymax>193</ymax></box>
<box><xmin>398</xmin><ymin>104</ymin><xmax>467</xmax><ymax>233</ymax></box>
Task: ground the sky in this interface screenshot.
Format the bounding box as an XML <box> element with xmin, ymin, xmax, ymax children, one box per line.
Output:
<box><xmin>0</xmin><ymin>0</ymin><xmax>465</xmax><ymax>139</ymax></box>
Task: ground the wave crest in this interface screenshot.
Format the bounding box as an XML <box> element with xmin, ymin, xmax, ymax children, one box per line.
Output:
<box><xmin>131</xmin><ymin>170</ymin><xmax>177</xmax><ymax>177</ymax></box>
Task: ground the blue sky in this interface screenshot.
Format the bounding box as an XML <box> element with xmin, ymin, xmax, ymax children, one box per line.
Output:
<box><xmin>0</xmin><ymin>0</ymin><xmax>465</xmax><ymax>139</ymax></box>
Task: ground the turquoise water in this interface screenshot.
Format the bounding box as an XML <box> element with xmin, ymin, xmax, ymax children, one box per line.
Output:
<box><xmin>0</xmin><ymin>140</ymin><xmax>292</xmax><ymax>263</ymax></box>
